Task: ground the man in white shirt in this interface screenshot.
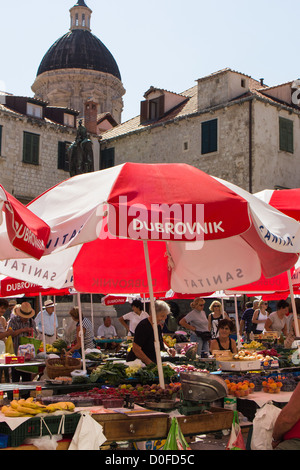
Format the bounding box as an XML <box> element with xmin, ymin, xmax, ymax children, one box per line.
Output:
<box><xmin>35</xmin><ymin>299</ymin><xmax>58</xmax><ymax>345</ymax></box>
<box><xmin>97</xmin><ymin>316</ymin><xmax>120</xmax><ymax>352</ymax></box>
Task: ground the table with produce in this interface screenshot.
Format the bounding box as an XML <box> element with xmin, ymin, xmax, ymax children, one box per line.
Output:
<box><xmin>0</xmin><ymin>331</ymin><xmax>299</xmax><ymax>449</ymax></box>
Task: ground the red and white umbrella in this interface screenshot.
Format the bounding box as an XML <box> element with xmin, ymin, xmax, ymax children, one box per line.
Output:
<box><xmin>1</xmin><ymin>163</ymin><xmax>300</xmax><ymax>382</ymax></box>
<box><xmin>0</xmin><ymin>185</ymin><xmax>50</xmax><ymax>259</ymax></box>
<box><xmin>254</xmin><ymin>189</ymin><xmax>300</xmax><ymax>335</ymax></box>
<box><xmin>255</xmin><ymin>189</ymin><xmax>300</xmax><ymax>222</ymax></box>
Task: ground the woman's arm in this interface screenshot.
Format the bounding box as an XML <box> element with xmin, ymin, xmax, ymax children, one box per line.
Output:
<box><xmin>179</xmin><ymin>317</ymin><xmax>196</xmax><ymax>332</ymax></box>
<box><xmin>207</xmin><ymin>314</ymin><xmax>212</xmax><ymax>331</ymax></box>
<box><xmin>69</xmin><ymin>326</ymin><xmax>86</xmax><ymax>353</ymax></box>
<box><xmin>131</xmin><ymin>342</ymin><xmax>153</xmax><ymax>366</ymax></box>
<box><xmin>118</xmin><ymin>316</ymin><xmax>130</xmax><ymax>333</ymax></box>
<box><xmin>251</xmin><ymin>310</ymin><xmax>259</xmax><ymax>324</ymax></box>
<box><xmin>272</xmin><ymin>383</ymin><xmax>300</xmax><ymax>447</ymax></box>
<box><xmin>0</xmin><ymin>329</ymin><xmax>13</xmax><ymax>340</ymax></box>
<box><xmin>264</xmin><ymin>317</ymin><xmax>272</xmax><ymax>331</ymax></box>
<box><xmin>231</xmin><ymin>338</ymin><xmax>237</xmax><ymax>353</ymax></box>
<box><xmin>209</xmin><ymin>339</ymin><xmax>219</xmax><ymax>352</ymax></box>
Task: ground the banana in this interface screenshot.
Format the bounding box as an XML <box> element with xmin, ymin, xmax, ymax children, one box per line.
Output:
<box><xmin>16</xmin><ymin>405</ymin><xmax>43</xmax><ymax>415</ymax></box>
<box><xmin>23</xmin><ymin>399</ymin><xmax>47</xmax><ymax>410</ymax></box>
<box><xmin>10</xmin><ymin>400</ymin><xmax>19</xmax><ymax>410</ymax></box>
<box><xmin>2</xmin><ymin>406</ymin><xmax>26</xmax><ymax>417</ymax></box>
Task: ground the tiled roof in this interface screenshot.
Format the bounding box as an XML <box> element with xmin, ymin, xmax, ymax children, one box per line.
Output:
<box><xmin>101</xmin><ymin>70</ymin><xmax>299</xmax><ymax>142</ymax></box>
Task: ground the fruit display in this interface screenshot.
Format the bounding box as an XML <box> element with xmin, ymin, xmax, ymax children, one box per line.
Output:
<box><xmin>225</xmin><ymin>379</ymin><xmax>255</xmax><ymax>397</ymax></box>
<box><xmin>242</xmin><ymin>341</ymin><xmax>263</xmax><ymax>350</ymax></box>
<box><xmin>232</xmin><ymin>350</ymin><xmax>264</xmax><ymax>361</ymax></box>
<box><xmin>1</xmin><ymin>397</ymin><xmax>75</xmax><ymax>417</ymax></box>
<box><xmin>163</xmin><ymin>335</ymin><xmax>176</xmax><ymax>348</ymax></box>
<box><xmin>262</xmin><ymin>377</ymin><xmax>283</xmax><ymax>393</ymax></box>
<box><xmin>39</xmin><ymin>343</ymin><xmax>60</xmax><ymax>354</ymax></box>
<box><xmin>172</xmin><ymin>364</ymin><xmax>210</xmax><ymax>374</ymax></box>
<box><xmin>68</xmin><ymin>382</ymin><xmax>182</xmax><ymax>404</ymax></box>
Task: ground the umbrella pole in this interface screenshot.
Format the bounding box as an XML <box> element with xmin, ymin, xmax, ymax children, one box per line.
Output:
<box><xmin>288</xmin><ymin>270</ymin><xmax>300</xmax><ymax>337</ymax></box>
<box><xmin>90</xmin><ymin>294</ymin><xmax>94</xmax><ymax>333</ymax></box>
<box><xmin>143</xmin><ymin>241</ymin><xmax>165</xmax><ymax>389</ymax></box>
<box><xmin>53</xmin><ymin>295</ymin><xmax>57</xmax><ymax>339</ymax></box>
<box><xmin>38</xmin><ymin>293</ymin><xmax>47</xmax><ymax>357</ymax></box>
<box><xmin>76</xmin><ymin>292</ymin><xmax>86</xmax><ymax>373</ymax></box>
<box><xmin>234</xmin><ymin>295</ymin><xmax>242</xmax><ymax>349</ymax></box>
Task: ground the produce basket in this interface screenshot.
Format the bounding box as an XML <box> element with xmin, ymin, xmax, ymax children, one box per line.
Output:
<box><xmin>46</xmin><ymin>357</ymin><xmax>81</xmax><ymax>379</ymax></box>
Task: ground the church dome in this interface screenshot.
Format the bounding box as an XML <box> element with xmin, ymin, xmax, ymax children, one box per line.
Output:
<box><xmin>37</xmin><ymin>29</ymin><xmax>121</xmax><ymax>80</ymax></box>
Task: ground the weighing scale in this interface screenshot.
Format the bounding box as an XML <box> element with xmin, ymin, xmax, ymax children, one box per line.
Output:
<box><xmin>179</xmin><ymin>371</ymin><xmax>228</xmax><ymax>415</ymax></box>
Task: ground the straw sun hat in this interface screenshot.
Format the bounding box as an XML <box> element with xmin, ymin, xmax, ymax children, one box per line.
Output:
<box><xmin>14</xmin><ymin>302</ymin><xmax>35</xmax><ymax>319</ymax></box>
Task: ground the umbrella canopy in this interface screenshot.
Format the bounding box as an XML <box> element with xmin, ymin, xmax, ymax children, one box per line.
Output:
<box><xmin>255</xmin><ymin>189</ymin><xmax>300</xmax><ymax>221</ymax></box>
<box><xmin>0</xmin><ymin>163</ymin><xmax>299</xmax><ymax>294</ymax></box>
<box><xmin>0</xmin><ymin>185</ymin><xmax>50</xmax><ymax>259</ymax></box>
<box><xmin>1</xmin><ymin>163</ymin><xmax>300</xmax><ymax>385</ymax></box>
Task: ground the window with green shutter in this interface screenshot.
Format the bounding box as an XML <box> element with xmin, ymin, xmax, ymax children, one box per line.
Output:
<box><xmin>279</xmin><ymin>117</ymin><xmax>294</xmax><ymax>153</ymax></box>
<box><xmin>23</xmin><ymin>131</ymin><xmax>40</xmax><ymax>164</ymax></box>
<box><xmin>58</xmin><ymin>141</ymin><xmax>71</xmax><ymax>171</ymax></box>
<box><xmin>201</xmin><ymin>119</ymin><xmax>218</xmax><ymax>154</ymax></box>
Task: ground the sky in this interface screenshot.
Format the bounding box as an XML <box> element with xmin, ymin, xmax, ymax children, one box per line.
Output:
<box><xmin>1</xmin><ymin>0</ymin><xmax>300</xmax><ymax>123</ymax></box>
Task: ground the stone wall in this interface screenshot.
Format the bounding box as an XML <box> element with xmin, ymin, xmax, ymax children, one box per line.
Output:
<box><xmin>103</xmin><ymin>100</ymin><xmax>252</xmax><ymax>191</ymax></box>
<box><xmin>0</xmin><ymin>108</ymin><xmax>100</xmax><ymax>198</ymax></box>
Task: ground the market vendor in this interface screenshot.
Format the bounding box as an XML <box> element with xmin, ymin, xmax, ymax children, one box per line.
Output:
<box><xmin>210</xmin><ymin>319</ymin><xmax>237</xmax><ymax>354</ymax></box>
<box><xmin>126</xmin><ymin>300</ymin><xmax>176</xmax><ymax>365</ymax></box>
<box><xmin>264</xmin><ymin>299</ymin><xmax>289</xmax><ymax>336</ymax></box>
<box><xmin>35</xmin><ymin>299</ymin><xmax>58</xmax><ymax>345</ymax></box>
<box><xmin>8</xmin><ymin>302</ymin><xmax>38</xmax><ymax>382</ymax></box>
<box><xmin>118</xmin><ymin>299</ymin><xmax>149</xmax><ymax>336</ymax></box>
<box><xmin>97</xmin><ymin>316</ymin><xmax>121</xmax><ymax>352</ymax></box>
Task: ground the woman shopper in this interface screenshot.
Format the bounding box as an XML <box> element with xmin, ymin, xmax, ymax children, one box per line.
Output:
<box><xmin>207</xmin><ymin>300</ymin><xmax>229</xmax><ymax>339</ymax></box>
<box><xmin>179</xmin><ymin>297</ymin><xmax>210</xmax><ymax>355</ymax></box>
<box><xmin>251</xmin><ymin>300</ymin><xmax>269</xmax><ymax>334</ymax></box>
<box><xmin>67</xmin><ymin>307</ymin><xmax>94</xmax><ymax>355</ymax></box>
<box><xmin>264</xmin><ymin>299</ymin><xmax>289</xmax><ymax>337</ymax></box>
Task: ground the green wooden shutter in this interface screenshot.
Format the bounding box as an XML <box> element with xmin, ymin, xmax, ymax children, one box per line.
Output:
<box><xmin>201</xmin><ymin>119</ymin><xmax>218</xmax><ymax>154</ymax></box>
<box><xmin>23</xmin><ymin>132</ymin><xmax>39</xmax><ymax>164</ymax></box>
<box><xmin>279</xmin><ymin>117</ymin><xmax>293</xmax><ymax>153</ymax></box>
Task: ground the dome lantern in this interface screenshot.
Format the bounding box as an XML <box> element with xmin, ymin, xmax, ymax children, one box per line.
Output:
<box><xmin>70</xmin><ymin>0</ymin><xmax>92</xmax><ymax>32</ymax></box>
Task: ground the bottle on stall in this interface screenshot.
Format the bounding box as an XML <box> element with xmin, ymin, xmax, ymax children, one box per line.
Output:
<box><xmin>0</xmin><ymin>391</ymin><xmax>3</xmax><ymax>408</ymax></box>
<box><xmin>35</xmin><ymin>386</ymin><xmax>42</xmax><ymax>402</ymax></box>
<box><xmin>13</xmin><ymin>388</ymin><xmax>19</xmax><ymax>401</ymax></box>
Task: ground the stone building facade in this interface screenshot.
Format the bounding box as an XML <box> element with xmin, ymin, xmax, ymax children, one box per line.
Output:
<box><xmin>100</xmin><ymin>68</ymin><xmax>300</xmax><ymax>193</ymax></box>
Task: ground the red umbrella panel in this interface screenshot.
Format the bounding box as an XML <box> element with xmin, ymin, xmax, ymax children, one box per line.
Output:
<box><xmin>0</xmin><ymin>185</ymin><xmax>50</xmax><ymax>260</ymax></box>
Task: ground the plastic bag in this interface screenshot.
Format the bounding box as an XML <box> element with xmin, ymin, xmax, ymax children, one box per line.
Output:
<box><xmin>251</xmin><ymin>403</ymin><xmax>281</xmax><ymax>450</ymax></box>
<box><xmin>226</xmin><ymin>411</ymin><xmax>246</xmax><ymax>450</ymax></box>
<box><xmin>69</xmin><ymin>412</ymin><xmax>106</xmax><ymax>450</ymax></box>
<box><xmin>24</xmin><ymin>434</ymin><xmax>62</xmax><ymax>450</ymax></box>
<box><xmin>5</xmin><ymin>335</ymin><xmax>14</xmax><ymax>354</ymax></box>
<box><xmin>163</xmin><ymin>417</ymin><xmax>191</xmax><ymax>450</ymax></box>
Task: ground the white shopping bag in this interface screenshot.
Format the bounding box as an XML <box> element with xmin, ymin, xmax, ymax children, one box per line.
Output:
<box><xmin>251</xmin><ymin>403</ymin><xmax>281</xmax><ymax>450</ymax></box>
<box><xmin>69</xmin><ymin>412</ymin><xmax>106</xmax><ymax>450</ymax></box>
